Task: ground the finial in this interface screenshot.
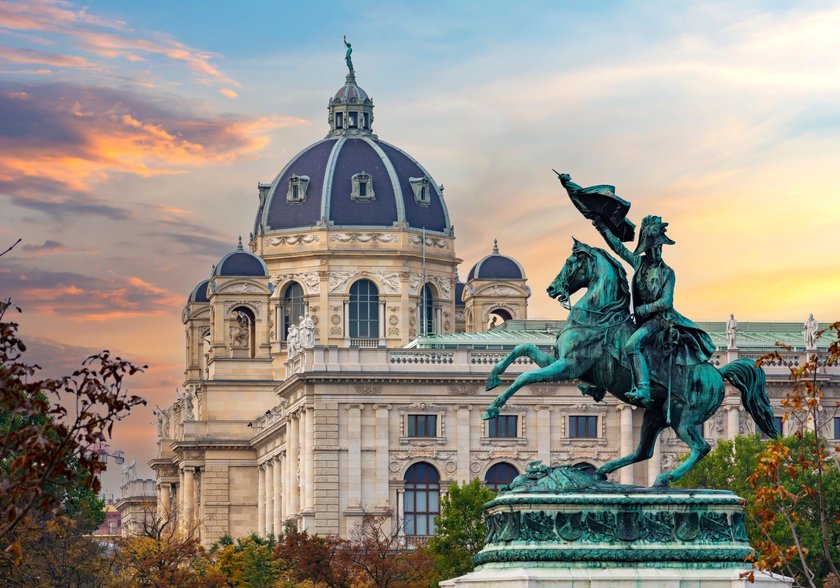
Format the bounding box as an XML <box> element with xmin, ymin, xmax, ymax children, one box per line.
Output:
<box><xmin>492</xmin><ymin>239</ymin><xmax>499</xmax><ymax>254</ymax></box>
<box><xmin>237</xmin><ymin>236</ymin><xmax>243</xmax><ymax>251</ymax></box>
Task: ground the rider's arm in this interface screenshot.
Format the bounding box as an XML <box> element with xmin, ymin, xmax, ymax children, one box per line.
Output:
<box><xmin>592</xmin><ymin>219</ymin><xmax>640</xmax><ymax>268</ymax></box>
<box><xmin>636</xmin><ymin>268</ymin><xmax>675</xmax><ymax>318</ymax></box>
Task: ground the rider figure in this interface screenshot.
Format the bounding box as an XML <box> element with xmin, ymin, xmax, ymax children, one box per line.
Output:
<box><xmin>592</xmin><ymin>215</ymin><xmax>713</xmax><ymax>407</ymax></box>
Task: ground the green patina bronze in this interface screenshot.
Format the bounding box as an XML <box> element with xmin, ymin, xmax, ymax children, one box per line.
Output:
<box><xmin>343</xmin><ymin>35</ymin><xmax>354</xmax><ymax>75</ymax></box>
<box><xmin>483</xmin><ymin>172</ymin><xmax>779</xmax><ymax>486</ymax></box>
<box><xmin>473</xmin><ymin>466</ymin><xmax>752</xmax><ymax>566</ymax></box>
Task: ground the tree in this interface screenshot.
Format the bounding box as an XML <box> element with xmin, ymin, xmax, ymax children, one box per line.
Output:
<box><xmin>212</xmin><ymin>533</ymin><xmax>280</xmax><ymax>587</ymax></box>
<box><xmin>748</xmin><ymin>322</ymin><xmax>840</xmax><ymax>587</ymax></box>
<box><xmin>0</xmin><ymin>298</ymin><xmax>146</xmax><ymax>576</ymax></box>
<box><xmin>272</xmin><ymin>525</ymin><xmax>351</xmax><ymax>587</ymax></box>
<box><xmin>429</xmin><ymin>479</ymin><xmax>495</xmax><ymax>582</ymax></box>
<box><xmin>344</xmin><ymin>509</ymin><xmax>436</xmax><ymax>588</ymax></box>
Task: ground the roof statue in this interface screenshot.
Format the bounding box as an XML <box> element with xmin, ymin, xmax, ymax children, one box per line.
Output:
<box><xmin>803</xmin><ymin>313</ymin><xmax>819</xmax><ymax>351</ymax></box>
<box><xmin>726</xmin><ymin>313</ymin><xmax>738</xmax><ymax>349</ymax></box>
<box><xmin>343</xmin><ymin>35</ymin><xmax>354</xmax><ymax>75</ymax></box>
<box><xmin>481</xmin><ymin>172</ymin><xmax>778</xmax><ymax>487</ymax></box>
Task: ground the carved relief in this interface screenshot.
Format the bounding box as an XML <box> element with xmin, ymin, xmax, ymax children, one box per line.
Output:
<box><xmin>223</xmin><ymin>300</ymin><xmax>260</xmax><ymax>317</ymax></box>
<box><xmin>329</xmin><ymin>272</ymin><xmax>355</xmax><ymax>293</ymax></box>
<box><xmin>431</xmin><ymin>275</ymin><xmax>452</xmax><ymax>300</ymax></box>
<box><xmin>222</xmin><ymin>282</ymin><xmax>261</xmax><ymax>294</ymax></box>
<box><xmin>447</xmin><ymin>384</ymin><xmax>478</xmax><ymax>396</ymax></box>
<box><xmin>330</xmin><ymin>233</ymin><xmax>398</xmax><ymax>243</ymax></box>
<box><xmin>354</xmin><ymin>384</ymin><xmax>382</xmax><ymax>395</ymax></box>
<box><xmin>271</xmin><ymin>272</ymin><xmax>320</xmax><ymax>294</ymax></box>
<box><xmin>330</xmin><ymin>326</ymin><xmax>341</xmax><ymax>335</ymax></box>
<box><xmin>477</xmin><ymin>285</ymin><xmax>521</xmax><ymax>297</ymax></box>
<box><xmin>408</xmin><ymin>234</ymin><xmax>448</xmax><ymax>248</ymax></box>
<box><xmin>387</xmin><ymin>327</ymin><xmax>399</xmax><ymax>336</ymax></box>
<box><xmin>268</xmin><ymin>234</ymin><xmax>319</xmax><ymax>246</ymax></box>
<box><xmin>388</xmin><ymin>315</ymin><xmax>399</xmax><ymax>326</ymax></box>
<box><xmin>330</xmin><ymin>314</ymin><xmax>342</xmax><ymax>325</ymax></box>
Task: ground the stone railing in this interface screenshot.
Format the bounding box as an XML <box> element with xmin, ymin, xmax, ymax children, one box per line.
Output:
<box><xmin>389</xmin><ymin>350</ymin><xmax>455</xmax><ymax>365</ymax></box>
<box><xmin>350</xmin><ymin>338</ymin><xmax>379</xmax><ymax>348</ymax></box>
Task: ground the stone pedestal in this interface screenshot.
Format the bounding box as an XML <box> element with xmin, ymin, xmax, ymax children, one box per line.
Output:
<box><xmin>441</xmin><ymin>565</ymin><xmax>790</xmax><ymax>587</ymax></box>
<box><xmin>441</xmin><ymin>465</ymin><xmax>792</xmax><ymax>588</ymax></box>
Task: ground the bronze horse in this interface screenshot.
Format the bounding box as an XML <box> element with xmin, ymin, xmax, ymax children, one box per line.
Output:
<box><xmin>482</xmin><ymin>240</ymin><xmax>777</xmax><ymax>485</ymax></box>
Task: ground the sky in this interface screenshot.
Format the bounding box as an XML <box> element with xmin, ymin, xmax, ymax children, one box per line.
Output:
<box><xmin>0</xmin><ymin>0</ymin><xmax>838</xmax><ymax>496</ymax></box>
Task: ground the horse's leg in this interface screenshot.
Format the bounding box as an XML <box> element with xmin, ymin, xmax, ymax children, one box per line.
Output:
<box><xmin>483</xmin><ymin>359</ymin><xmax>573</xmax><ymax>419</ymax></box>
<box><xmin>596</xmin><ymin>409</ymin><xmax>667</xmax><ymax>479</ymax></box>
<box><xmin>486</xmin><ymin>344</ymin><xmax>556</xmax><ymax>391</ymax></box>
<box><xmin>653</xmin><ymin>419</ymin><xmax>710</xmax><ymax>486</ymax></box>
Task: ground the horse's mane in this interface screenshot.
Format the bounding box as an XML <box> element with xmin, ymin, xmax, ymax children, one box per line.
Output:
<box><xmin>589</xmin><ymin>246</ymin><xmax>632</xmax><ymax>312</ymax></box>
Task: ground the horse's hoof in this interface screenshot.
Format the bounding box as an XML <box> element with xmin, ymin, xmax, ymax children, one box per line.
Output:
<box><xmin>482</xmin><ymin>406</ymin><xmax>500</xmax><ymax>420</ymax></box>
<box><xmin>486</xmin><ymin>374</ymin><xmax>501</xmax><ymax>391</ymax></box>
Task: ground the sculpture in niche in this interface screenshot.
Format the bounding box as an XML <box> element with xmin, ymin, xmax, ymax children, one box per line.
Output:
<box><xmin>229</xmin><ymin>310</ymin><xmax>250</xmax><ymax>349</ymax></box>
<box><xmin>180</xmin><ymin>388</ymin><xmax>195</xmax><ymax>421</ymax></box>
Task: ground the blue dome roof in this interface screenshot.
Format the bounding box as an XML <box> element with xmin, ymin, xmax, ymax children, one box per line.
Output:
<box><xmin>213</xmin><ymin>242</ymin><xmax>269</xmax><ymax>278</ymax></box>
<box><xmin>467</xmin><ymin>241</ymin><xmax>526</xmax><ymax>281</ymax></box>
<box><xmin>455</xmin><ymin>280</ymin><xmax>465</xmax><ymax>306</ymax></box>
<box><xmin>255</xmin><ymin>137</ymin><xmax>451</xmax><ymax>234</ymax></box>
<box><xmin>188</xmin><ymin>279</ymin><xmax>210</xmax><ymax>303</ymax></box>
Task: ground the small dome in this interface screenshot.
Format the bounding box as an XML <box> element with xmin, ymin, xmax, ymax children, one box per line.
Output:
<box><xmin>188</xmin><ymin>279</ymin><xmax>210</xmax><ymax>303</ymax></box>
<box><xmin>333</xmin><ymin>74</ymin><xmax>370</xmax><ymax>103</ymax></box>
<box><xmin>213</xmin><ymin>238</ymin><xmax>269</xmax><ymax>278</ymax></box>
<box><xmin>467</xmin><ymin>240</ymin><xmax>526</xmax><ymax>281</ymax></box>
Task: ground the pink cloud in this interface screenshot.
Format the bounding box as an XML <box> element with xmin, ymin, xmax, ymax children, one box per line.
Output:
<box><xmin>0</xmin><ymin>44</ymin><xmax>96</xmax><ymax>68</ymax></box>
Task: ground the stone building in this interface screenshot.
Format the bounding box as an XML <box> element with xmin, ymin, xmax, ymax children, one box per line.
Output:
<box><xmin>150</xmin><ymin>63</ymin><xmax>839</xmax><ymax>546</ymax></box>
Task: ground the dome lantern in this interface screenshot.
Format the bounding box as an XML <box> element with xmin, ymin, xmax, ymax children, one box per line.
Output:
<box><xmin>327</xmin><ymin>70</ymin><xmax>374</xmax><ymax>138</ymax></box>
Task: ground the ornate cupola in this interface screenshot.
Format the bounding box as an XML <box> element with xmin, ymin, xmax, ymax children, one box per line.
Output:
<box><xmin>327</xmin><ymin>40</ymin><xmax>374</xmax><ymax>138</ymax></box>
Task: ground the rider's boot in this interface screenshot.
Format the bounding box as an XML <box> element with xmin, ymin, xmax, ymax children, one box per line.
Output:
<box><xmin>627</xmin><ymin>353</ymin><xmax>653</xmax><ymax>407</ymax></box>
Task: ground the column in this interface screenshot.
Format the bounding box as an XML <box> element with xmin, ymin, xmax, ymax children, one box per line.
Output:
<box><xmin>178</xmin><ymin>469</ymin><xmax>184</xmax><ymax>531</ymax></box>
<box><xmin>378</xmin><ymin>301</ymin><xmax>386</xmax><ymax>340</ymax></box>
<box><xmin>257</xmin><ymin>464</ymin><xmax>265</xmax><ymax>536</ymax></box>
<box><xmin>264</xmin><ymin>460</ymin><xmax>274</xmax><ymax>536</ymax></box>
<box><xmin>374</xmin><ymin>404</ymin><xmax>391</xmax><ymax>507</ymax></box>
<box><xmin>727</xmin><ymin>406</ymin><xmax>740</xmax><ymax>440</ymax></box>
<box><xmin>288</xmin><ymin>414</ymin><xmax>300</xmax><ymax>516</ymax></box>
<box><xmin>536</xmin><ymin>406</ymin><xmax>551</xmax><ymax>466</ymax></box>
<box><xmin>647</xmin><ymin>438</ymin><xmax>661</xmax><ymax>486</ymax></box>
<box><xmin>182</xmin><ymin>466</ymin><xmax>195</xmax><ymax>533</ymax></box>
<box><xmin>396</xmin><ymin>488</ymin><xmax>405</xmax><ymax>537</ymax></box>
<box><xmin>456</xmin><ymin>406</ymin><xmax>471</xmax><ymax>482</ymax></box>
<box><xmin>273</xmin><ymin>454</ymin><xmax>283</xmax><ymax>534</ymax></box>
<box><xmin>618</xmin><ymin>405</ymin><xmax>635</xmax><ymax>485</ymax></box>
<box><xmin>304</xmin><ymin>407</ymin><xmax>314</xmax><ymax>511</ymax></box>
<box><xmin>347</xmin><ymin>405</ymin><xmax>362</xmax><ymax>508</ymax></box>
<box><xmin>343</xmin><ymin>301</ymin><xmax>350</xmax><ymax>342</ymax></box>
<box><xmin>158</xmin><ymin>482</ymin><xmax>171</xmax><ymax>520</ymax></box>
<box><xmin>298</xmin><ymin>409</ymin><xmax>307</xmax><ymax>512</ymax></box>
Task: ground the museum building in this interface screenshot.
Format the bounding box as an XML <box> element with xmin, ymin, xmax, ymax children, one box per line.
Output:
<box><xmin>147</xmin><ymin>66</ymin><xmax>839</xmax><ymax>546</ymax></box>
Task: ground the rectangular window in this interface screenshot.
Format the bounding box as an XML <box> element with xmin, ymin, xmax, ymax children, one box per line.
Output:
<box><xmin>359</xmin><ymin>181</ymin><xmax>367</xmax><ymax>197</ymax></box>
<box><xmin>488</xmin><ymin>415</ymin><xmax>517</xmax><ymax>438</ymax></box>
<box><xmin>407</xmin><ymin>414</ymin><xmax>437</xmax><ymax>437</ymax></box>
<box><xmin>363</xmin><ymin>112</ymin><xmax>370</xmax><ymax>129</ymax></box>
<box><xmin>349</xmin><ymin>111</ymin><xmax>358</xmax><ymax>128</ymax></box>
<box><xmin>835</xmin><ymin>417</ymin><xmax>840</xmax><ymax>439</ymax></box>
<box><xmin>568</xmin><ymin>415</ymin><xmax>598</xmax><ymax>438</ymax></box>
<box><xmin>335</xmin><ymin>112</ymin><xmax>343</xmax><ymax>128</ymax></box>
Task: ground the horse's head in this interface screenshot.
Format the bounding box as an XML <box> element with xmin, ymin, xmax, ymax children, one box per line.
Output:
<box><xmin>547</xmin><ymin>239</ymin><xmax>596</xmax><ymax>303</ymax></box>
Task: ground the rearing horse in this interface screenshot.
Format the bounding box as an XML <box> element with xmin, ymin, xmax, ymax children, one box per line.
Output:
<box><xmin>482</xmin><ymin>239</ymin><xmax>777</xmax><ymax>486</ymax></box>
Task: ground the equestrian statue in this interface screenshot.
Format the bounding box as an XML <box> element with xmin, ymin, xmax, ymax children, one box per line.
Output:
<box><xmin>482</xmin><ymin>173</ymin><xmax>778</xmax><ymax>486</ymax></box>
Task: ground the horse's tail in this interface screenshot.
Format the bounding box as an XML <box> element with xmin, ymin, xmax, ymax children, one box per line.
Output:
<box><xmin>719</xmin><ymin>358</ymin><xmax>778</xmax><ymax>438</ymax></box>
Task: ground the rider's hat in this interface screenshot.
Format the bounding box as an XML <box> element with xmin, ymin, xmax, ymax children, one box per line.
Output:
<box><xmin>634</xmin><ymin>215</ymin><xmax>675</xmax><ymax>254</ymax></box>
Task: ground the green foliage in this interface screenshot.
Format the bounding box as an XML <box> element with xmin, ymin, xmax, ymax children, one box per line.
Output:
<box><xmin>677</xmin><ymin>432</ymin><xmax>840</xmax><ymax>584</ymax></box>
<box><xmin>214</xmin><ymin>533</ymin><xmax>280</xmax><ymax>588</ymax></box>
<box><xmin>430</xmin><ymin>478</ymin><xmax>496</xmax><ymax>581</ymax></box>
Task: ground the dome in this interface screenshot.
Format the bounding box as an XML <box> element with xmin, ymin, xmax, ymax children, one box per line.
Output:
<box><xmin>254</xmin><ymin>71</ymin><xmax>451</xmax><ymax>235</ymax></box>
<box><xmin>188</xmin><ymin>279</ymin><xmax>210</xmax><ymax>303</ymax></box>
<box><xmin>213</xmin><ymin>239</ymin><xmax>269</xmax><ymax>278</ymax></box>
<box><xmin>467</xmin><ymin>240</ymin><xmax>526</xmax><ymax>281</ymax></box>
<box><xmin>455</xmin><ymin>280</ymin><xmax>466</xmax><ymax>306</ymax></box>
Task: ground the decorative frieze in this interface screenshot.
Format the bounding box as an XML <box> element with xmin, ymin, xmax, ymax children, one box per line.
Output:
<box><xmin>330</xmin><ymin>233</ymin><xmax>398</xmax><ymax>243</ymax></box>
<box><xmin>267</xmin><ymin>234</ymin><xmax>319</xmax><ymax>246</ymax></box>
<box><xmin>271</xmin><ymin>272</ymin><xmax>320</xmax><ymax>294</ymax></box>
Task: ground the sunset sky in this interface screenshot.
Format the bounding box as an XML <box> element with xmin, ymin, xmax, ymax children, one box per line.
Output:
<box><xmin>1</xmin><ymin>0</ymin><xmax>838</xmax><ymax>495</ymax></box>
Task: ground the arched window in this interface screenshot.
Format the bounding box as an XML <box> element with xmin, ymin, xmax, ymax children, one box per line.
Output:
<box><xmin>229</xmin><ymin>306</ymin><xmax>255</xmax><ymax>358</ymax></box>
<box><xmin>484</xmin><ymin>462</ymin><xmax>518</xmax><ymax>493</ymax></box>
<box><xmin>421</xmin><ymin>283</ymin><xmax>434</xmax><ymax>336</ymax></box>
<box><xmin>349</xmin><ymin>279</ymin><xmax>379</xmax><ymax>339</ymax></box>
<box><xmin>404</xmin><ymin>462</ymin><xmax>439</xmax><ymax>536</ymax></box>
<box><xmin>282</xmin><ymin>282</ymin><xmax>305</xmax><ymax>341</ymax></box>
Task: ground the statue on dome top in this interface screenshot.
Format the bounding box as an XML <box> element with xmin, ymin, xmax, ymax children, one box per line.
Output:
<box><xmin>344</xmin><ymin>35</ymin><xmax>354</xmax><ymax>75</ymax></box>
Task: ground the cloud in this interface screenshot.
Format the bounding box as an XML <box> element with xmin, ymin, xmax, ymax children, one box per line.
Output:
<box><xmin>20</xmin><ymin>239</ymin><xmax>68</xmax><ymax>255</ymax></box>
<box><xmin>0</xmin><ymin>260</ymin><xmax>183</xmax><ymax>320</ymax></box>
<box><xmin>0</xmin><ymin>82</ymin><xmax>307</xmax><ymax>216</ymax></box>
<box><xmin>0</xmin><ymin>44</ymin><xmax>96</xmax><ymax>68</ymax></box>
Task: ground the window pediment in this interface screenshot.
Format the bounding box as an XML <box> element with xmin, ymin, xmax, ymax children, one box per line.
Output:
<box><xmin>287</xmin><ymin>174</ymin><xmax>310</xmax><ymax>204</ymax></box>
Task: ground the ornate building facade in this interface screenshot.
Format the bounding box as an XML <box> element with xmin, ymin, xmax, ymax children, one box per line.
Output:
<box><xmin>150</xmin><ymin>65</ymin><xmax>839</xmax><ymax>546</ymax></box>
